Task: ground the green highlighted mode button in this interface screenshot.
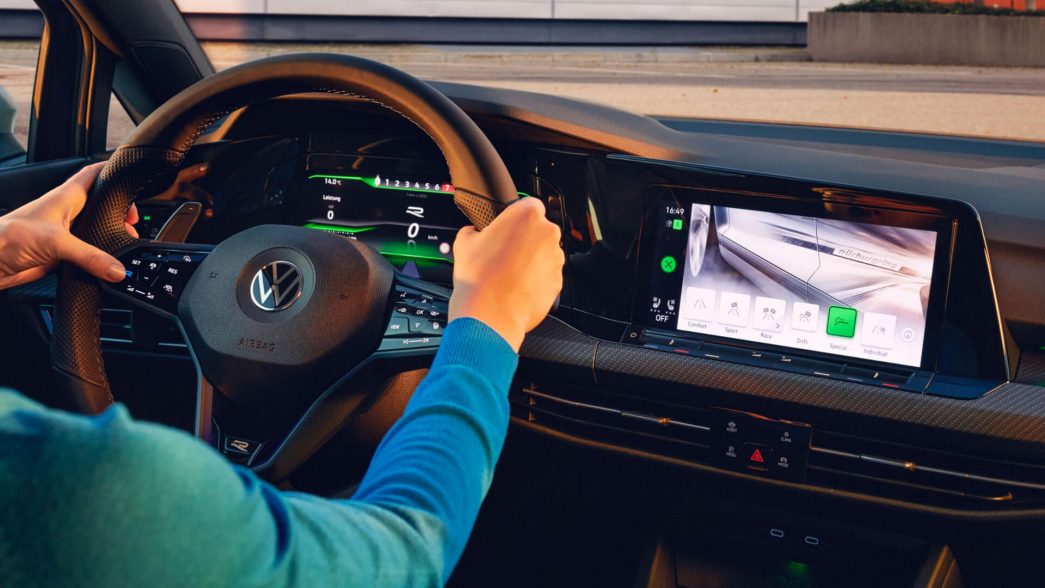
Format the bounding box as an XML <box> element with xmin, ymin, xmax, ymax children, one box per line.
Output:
<box><xmin>826</xmin><ymin>306</ymin><xmax>857</xmax><ymax>338</ymax></box>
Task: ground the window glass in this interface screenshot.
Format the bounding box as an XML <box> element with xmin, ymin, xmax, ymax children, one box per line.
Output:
<box><xmin>0</xmin><ymin>40</ymin><xmax>38</xmax><ymax>164</ymax></box>
<box><xmin>106</xmin><ymin>92</ymin><xmax>135</xmax><ymax>150</ymax></box>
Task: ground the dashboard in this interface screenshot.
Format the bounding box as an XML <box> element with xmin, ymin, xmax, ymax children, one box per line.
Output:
<box><xmin>129</xmin><ymin>98</ymin><xmax>1012</xmax><ymax>407</ymax></box>
<box><xmin>126</xmin><ymin>96</ymin><xmax>1019</xmax><ymax>396</ymax></box>
<box><xmin>3</xmin><ymin>84</ymin><xmax>1042</xmax><ymax>585</ymax></box>
<box><xmin>35</xmin><ymin>92</ymin><xmax>1044</xmax><ymax>581</ymax></box>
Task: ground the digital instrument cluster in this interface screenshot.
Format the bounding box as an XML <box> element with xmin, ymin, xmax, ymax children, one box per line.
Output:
<box><xmin>298</xmin><ymin>171</ymin><xmax>468</xmax><ymax>283</ymax></box>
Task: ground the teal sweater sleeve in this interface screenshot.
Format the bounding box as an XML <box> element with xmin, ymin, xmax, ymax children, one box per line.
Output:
<box><xmin>0</xmin><ymin>317</ymin><xmax>518</xmax><ymax>588</ymax></box>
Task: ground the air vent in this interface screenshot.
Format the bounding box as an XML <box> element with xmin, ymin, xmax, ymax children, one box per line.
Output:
<box><xmin>511</xmin><ymin>386</ymin><xmax>714</xmax><ymax>462</ymax></box>
<box><xmin>807</xmin><ymin>430</ymin><xmax>1045</xmax><ymax>508</ymax></box>
<box><xmin>41</xmin><ymin>305</ymin><xmax>133</xmax><ymax>345</ymax></box>
<box><xmin>39</xmin><ymin>305</ymin><xmax>186</xmax><ymax>350</ymax></box>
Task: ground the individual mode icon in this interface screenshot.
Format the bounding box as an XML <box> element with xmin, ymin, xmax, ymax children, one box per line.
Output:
<box><xmin>862</xmin><ymin>312</ymin><xmax>897</xmax><ymax>349</ymax></box>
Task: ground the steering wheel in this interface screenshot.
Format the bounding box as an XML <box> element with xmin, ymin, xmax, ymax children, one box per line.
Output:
<box><xmin>50</xmin><ymin>53</ymin><xmax>519</xmax><ymax>482</ymax></box>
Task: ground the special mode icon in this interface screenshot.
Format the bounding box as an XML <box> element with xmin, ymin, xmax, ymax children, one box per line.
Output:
<box><xmin>826</xmin><ymin>306</ymin><xmax>857</xmax><ymax>338</ymax></box>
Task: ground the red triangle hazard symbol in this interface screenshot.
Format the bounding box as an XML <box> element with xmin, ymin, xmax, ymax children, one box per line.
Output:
<box><xmin>750</xmin><ymin>448</ymin><xmax>765</xmax><ymax>463</ymax></box>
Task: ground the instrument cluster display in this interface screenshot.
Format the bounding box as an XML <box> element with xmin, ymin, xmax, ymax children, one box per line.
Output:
<box><xmin>299</xmin><ymin>172</ymin><xmax>468</xmax><ymax>283</ymax></box>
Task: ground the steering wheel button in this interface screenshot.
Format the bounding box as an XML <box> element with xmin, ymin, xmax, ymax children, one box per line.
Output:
<box><xmin>158</xmin><ymin>281</ymin><xmax>178</xmax><ymax>298</ymax></box>
<box><xmin>409</xmin><ymin>318</ymin><xmax>427</xmax><ymax>333</ymax></box>
<box><xmin>386</xmin><ymin>317</ymin><xmax>409</xmax><ymax>336</ymax></box>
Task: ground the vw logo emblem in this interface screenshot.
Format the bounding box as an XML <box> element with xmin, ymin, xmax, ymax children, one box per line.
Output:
<box><xmin>249</xmin><ymin>261</ymin><xmax>303</xmax><ymax>312</ymax></box>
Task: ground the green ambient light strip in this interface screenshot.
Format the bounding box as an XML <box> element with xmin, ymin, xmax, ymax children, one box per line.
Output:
<box><xmin>377</xmin><ymin>241</ymin><xmax>451</xmax><ymax>263</ymax></box>
<box><xmin>379</xmin><ymin>251</ymin><xmax>453</xmax><ymax>263</ymax></box>
<box><xmin>303</xmin><ymin>225</ymin><xmax>452</xmax><ymax>263</ymax></box>
<box><xmin>302</xmin><ymin>223</ymin><xmax>378</xmax><ymax>235</ymax></box>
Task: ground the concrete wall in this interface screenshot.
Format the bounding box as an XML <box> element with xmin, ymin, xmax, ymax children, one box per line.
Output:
<box><xmin>36</xmin><ymin>0</ymin><xmax>835</xmax><ymax>23</ymax></box>
<box><xmin>0</xmin><ymin>0</ymin><xmax>828</xmax><ymax>43</ymax></box>
<box><xmin>809</xmin><ymin>12</ymin><xmax>1045</xmax><ymax>67</ymax></box>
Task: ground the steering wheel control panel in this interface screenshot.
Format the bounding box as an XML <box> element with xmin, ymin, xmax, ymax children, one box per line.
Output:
<box><xmin>711</xmin><ymin>409</ymin><xmax>811</xmax><ymax>482</ymax></box>
<box><xmin>378</xmin><ymin>280</ymin><xmax>451</xmax><ymax>353</ymax></box>
<box><xmin>114</xmin><ymin>248</ymin><xmax>209</xmax><ymax>314</ymax></box>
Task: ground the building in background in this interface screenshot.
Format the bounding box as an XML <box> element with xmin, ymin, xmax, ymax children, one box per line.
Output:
<box><xmin>0</xmin><ymin>0</ymin><xmax>1037</xmax><ymax>44</ymax></box>
<box><xmin>936</xmin><ymin>0</ymin><xmax>1036</xmax><ymax>8</ymax></box>
<box><xmin>0</xmin><ymin>0</ymin><xmax>832</xmax><ymax>44</ymax></box>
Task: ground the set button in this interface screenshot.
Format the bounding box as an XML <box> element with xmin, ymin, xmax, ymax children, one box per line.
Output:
<box><xmin>115</xmin><ymin>248</ymin><xmax>206</xmax><ymax>313</ymax></box>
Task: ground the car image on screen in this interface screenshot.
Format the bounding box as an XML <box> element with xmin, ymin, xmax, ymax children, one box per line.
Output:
<box><xmin>677</xmin><ymin>205</ymin><xmax>937</xmax><ymax>368</ymax></box>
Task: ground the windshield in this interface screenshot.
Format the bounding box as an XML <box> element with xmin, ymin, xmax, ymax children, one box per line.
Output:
<box><xmin>208</xmin><ymin>41</ymin><xmax>1044</xmax><ymax>142</ymax></box>
<box><xmin>6</xmin><ymin>1</ymin><xmax>1042</xmax><ymax>146</ymax></box>
<box><xmin>189</xmin><ymin>0</ymin><xmax>1043</xmax><ymax>142</ymax></box>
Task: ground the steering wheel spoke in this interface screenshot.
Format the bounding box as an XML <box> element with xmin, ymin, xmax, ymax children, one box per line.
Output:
<box><xmin>104</xmin><ymin>242</ymin><xmax>212</xmax><ymax>318</ymax></box>
<box><xmin>217</xmin><ymin>274</ymin><xmax>449</xmax><ymax>481</ymax></box>
<box><xmin>377</xmin><ymin>275</ymin><xmax>449</xmax><ymax>356</ymax></box>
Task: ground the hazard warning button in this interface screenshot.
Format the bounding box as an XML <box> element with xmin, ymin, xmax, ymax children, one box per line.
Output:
<box><xmin>744</xmin><ymin>443</ymin><xmax>773</xmax><ymax>471</ymax></box>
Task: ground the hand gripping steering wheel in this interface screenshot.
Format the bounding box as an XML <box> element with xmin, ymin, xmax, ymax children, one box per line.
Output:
<box><xmin>50</xmin><ymin>54</ymin><xmax>519</xmax><ymax>481</ymax></box>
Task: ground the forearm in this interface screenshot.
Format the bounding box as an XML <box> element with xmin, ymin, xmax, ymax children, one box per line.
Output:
<box><xmin>347</xmin><ymin>317</ymin><xmax>517</xmax><ymax>583</ymax></box>
<box><xmin>0</xmin><ymin>318</ymin><xmax>517</xmax><ymax>588</ymax></box>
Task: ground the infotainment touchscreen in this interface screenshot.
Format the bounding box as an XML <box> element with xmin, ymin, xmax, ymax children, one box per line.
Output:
<box><xmin>639</xmin><ymin>194</ymin><xmax>948</xmax><ymax>369</ymax></box>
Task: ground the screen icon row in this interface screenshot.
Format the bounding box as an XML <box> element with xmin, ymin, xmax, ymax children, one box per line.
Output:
<box><xmin>682</xmin><ymin>288</ymin><xmax>904</xmax><ymax>349</ymax></box>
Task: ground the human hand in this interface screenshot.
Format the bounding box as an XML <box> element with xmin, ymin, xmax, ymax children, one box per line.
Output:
<box><xmin>449</xmin><ymin>198</ymin><xmax>564</xmax><ymax>352</ymax></box>
<box><xmin>0</xmin><ymin>163</ymin><xmax>139</xmax><ymax>290</ymax></box>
